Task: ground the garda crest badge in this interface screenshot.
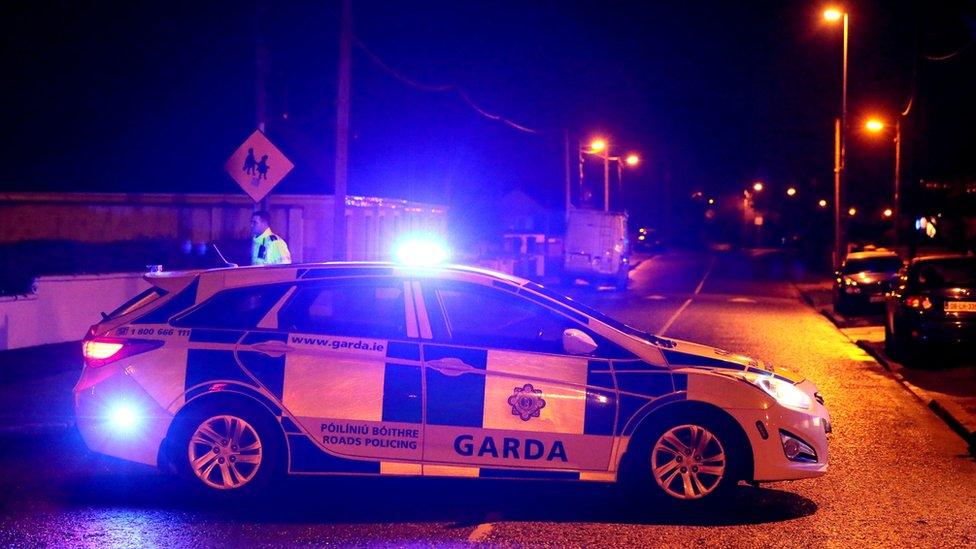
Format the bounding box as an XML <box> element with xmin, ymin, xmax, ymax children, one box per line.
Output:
<box><xmin>508</xmin><ymin>383</ymin><xmax>546</xmax><ymax>421</ymax></box>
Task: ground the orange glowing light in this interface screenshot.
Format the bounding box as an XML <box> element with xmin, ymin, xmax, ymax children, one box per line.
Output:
<box><xmin>625</xmin><ymin>154</ymin><xmax>640</xmax><ymax>166</ymax></box>
<box><xmin>848</xmin><ymin>207</ymin><xmax>857</xmax><ymax>216</ymax></box>
<box><xmin>752</xmin><ymin>182</ymin><xmax>764</xmax><ymax>192</ymax></box>
<box><xmin>883</xmin><ymin>208</ymin><xmax>893</xmax><ymax>218</ymax></box>
<box><xmin>786</xmin><ymin>187</ymin><xmax>797</xmax><ymax>197</ymax></box>
<box><xmin>865</xmin><ymin>119</ymin><xmax>885</xmax><ymax>133</ymax></box>
<box><xmin>818</xmin><ymin>199</ymin><xmax>828</xmax><ymax>208</ymax></box>
<box><xmin>589</xmin><ymin>139</ymin><xmax>607</xmax><ymax>153</ymax></box>
<box><xmin>823</xmin><ymin>8</ymin><xmax>843</xmax><ymax>22</ymax></box>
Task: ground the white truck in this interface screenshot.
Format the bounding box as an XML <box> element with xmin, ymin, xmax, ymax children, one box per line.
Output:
<box><xmin>563</xmin><ymin>208</ymin><xmax>630</xmax><ymax>289</ymax></box>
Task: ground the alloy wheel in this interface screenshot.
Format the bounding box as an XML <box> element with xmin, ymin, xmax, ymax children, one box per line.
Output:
<box><xmin>651</xmin><ymin>424</ymin><xmax>727</xmax><ymax>500</ymax></box>
<box><xmin>187</xmin><ymin>414</ymin><xmax>263</xmax><ymax>490</ymax></box>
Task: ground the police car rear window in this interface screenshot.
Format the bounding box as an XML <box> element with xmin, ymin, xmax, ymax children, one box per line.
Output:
<box><xmin>278</xmin><ymin>279</ymin><xmax>407</xmax><ymax>339</ymax></box>
<box><xmin>105</xmin><ymin>288</ymin><xmax>168</xmax><ymax>320</ymax></box>
<box><xmin>173</xmin><ymin>284</ymin><xmax>292</xmax><ymax>330</ymax></box>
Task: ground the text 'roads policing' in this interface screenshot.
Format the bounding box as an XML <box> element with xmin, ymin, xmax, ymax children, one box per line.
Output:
<box><xmin>321</xmin><ymin>423</ymin><xmax>419</xmax><ymax>449</ymax></box>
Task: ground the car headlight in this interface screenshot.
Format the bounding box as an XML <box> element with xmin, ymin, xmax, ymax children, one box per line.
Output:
<box><xmin>746</xmin><ymin>374</ymin><xmax>812</xmax><ymax>410</ymax></box>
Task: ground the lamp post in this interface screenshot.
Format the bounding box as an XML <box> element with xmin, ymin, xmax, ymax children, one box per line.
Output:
<box><xmin>864</xmin><ymin>117</ymin><xmax>903</xmax><ymax>249</ymax></box>
<box><xmin>581</xmin><ymin>138</ymin><xmax>639</xmax><ymax>212</ymax></box>
<box><xmin>824</xmin><ymin>6</ymin><xmax>849</xmax><ymax>268</ymax></box>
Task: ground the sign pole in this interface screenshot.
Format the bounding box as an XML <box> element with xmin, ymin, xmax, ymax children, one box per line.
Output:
<box><xmin>332</xmin><ymin>0</ymin><xmax>352</xmax><ymax>261</ymax></box>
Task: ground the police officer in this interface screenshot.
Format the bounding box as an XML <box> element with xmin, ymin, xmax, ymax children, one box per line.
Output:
<box><xmin>250</xmin><ymin>210</ymin><xmax>292</xmax><ymax>265</ymax></box>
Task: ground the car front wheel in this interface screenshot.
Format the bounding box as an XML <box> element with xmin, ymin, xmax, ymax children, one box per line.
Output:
<box><xmin>624</xmin><ymin>414</ymin><xmax>744</xmax><ymax>505</ymax></box>
<box><xmin>650</xmin><ymin>423</ymin><xmax>729</xmax><ymax>500</ymax></box>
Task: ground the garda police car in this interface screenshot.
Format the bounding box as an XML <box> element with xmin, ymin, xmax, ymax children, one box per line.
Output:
<box><xmin>75</xmin><ymin>261</ymin><xmax>830</xmax><ymax>502</ymax></box>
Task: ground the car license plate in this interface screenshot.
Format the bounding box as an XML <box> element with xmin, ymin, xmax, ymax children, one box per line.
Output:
<box><xmin>869</xmin><ymin>295</ymin><xmax>885</xmax><ymax>303</ymax></box>
<box><xmin>945</xmin><ymin>301</ymin><xmax>976</xmax><ymax>312</ymax></box>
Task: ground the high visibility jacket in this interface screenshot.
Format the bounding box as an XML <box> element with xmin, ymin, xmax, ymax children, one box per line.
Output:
<box><xmin>252</xmin><ymin>228</ymin><xmax>292</xmax><ymax>265</ymax></box>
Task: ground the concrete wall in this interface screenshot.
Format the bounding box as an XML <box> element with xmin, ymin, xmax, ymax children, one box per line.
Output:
<box><xmin>0</xmin><ymin>273</ymin><xmax>149</xmax><ymax>350</ymax></box>
<box><xmin>0</xmin><ymin>192</ymin><xmax>447</xmax><ymax>263</ymax></box>
<box><xmin>0</xmin><ymin>193</ymin><xmax>448</xmax><ymax>349</ymax></box>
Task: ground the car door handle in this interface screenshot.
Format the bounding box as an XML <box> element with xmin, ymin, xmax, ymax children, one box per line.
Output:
<box><xmin>250</xmin><ymin>341</ymin><xmax>295</xmax><ymax>357</ymax></box>
<box><xmin>427</xmin><ymin>357</ymin><xmax>479</xmax><ymax>376</ymax></box>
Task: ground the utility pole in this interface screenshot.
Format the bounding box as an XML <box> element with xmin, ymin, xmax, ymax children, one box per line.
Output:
<box><xmin>564</xmin><ymin>129</ymin><xmax>572</xmax><ymax>221</ymax></box>
<box><xmin>893</xmin><ymin>118</ymin><xmax>902</xmax><ymax>251</ymax></box>
<box><xmin>602</xmin><ymin>151</ymin><xmax>610</xmax><ymax>212</ymax></box>
<box><xmin>255</xmin><ymin>1</ymin><xmax>270</xmax><ymax>212</ymax></box>
<box><xmin>333</xmin><ymin>0</ymin><xmax>352</xmax><ymax>261</ymax></box>
<box><xmin>833</xmin><ymin>118</ymin><xmax>842</xmax><ymax>270</ymax></box>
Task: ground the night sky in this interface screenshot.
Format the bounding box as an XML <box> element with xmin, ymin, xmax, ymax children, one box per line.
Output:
<box><xmin>4</xmin><ymin>1</ymin><xmax>974</xmax><ymax>230</ymax></box>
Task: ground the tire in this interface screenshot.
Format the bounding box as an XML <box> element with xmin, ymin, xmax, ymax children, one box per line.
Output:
<box><xmin>622</xmin><ymin>411</ymin><xmax>745</xmax><ymax>507</ymax></box>
<box><xmin>834</xmin><ymin>294</ymin><xmax>850</xmax><ymax>316</ymax></box>
<box><xmin>173</xmin><ymin>399</ymin><xmax>284</xmax><ymax>497</ymax></box>
<box><xmin>614</xmin><ymin>266</ymin><xmax>629</xmax><ymax>291</ymax></box>
<box><xmin>884</xmin><ymin>323</ymin><xmax>901</xmax><ymax>358</ymax></box>
<box><xmin>885</xmin><ymin>321</ymin><xmax>921</xmax><ymax>366</ymax></box>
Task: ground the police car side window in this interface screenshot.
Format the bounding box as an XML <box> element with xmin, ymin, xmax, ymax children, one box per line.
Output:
<box><xmin>426</xmin><ymin>282</ymin><xmax>571</xmax><ymax>354</ymax></box>
<box><xmin>278</xmin><ymin>279</ymin><xmax>407</xmax><ymax>339</ymax></box>
<box><xmin>173</xmin><ymin>284</ymin><xmax>291</xmax><ymax>330</ymax></box>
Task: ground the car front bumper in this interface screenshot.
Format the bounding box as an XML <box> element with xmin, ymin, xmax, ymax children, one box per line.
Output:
<box><xmin>730</xmin><ymin>380</ymin><xmax>830</xmax><ymax>482</ymax></box>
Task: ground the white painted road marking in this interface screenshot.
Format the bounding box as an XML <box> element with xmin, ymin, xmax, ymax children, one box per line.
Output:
<box><xmin>658</xmin><ymin>256</ymin><xmax>715</xmax><ymax>336</ymax></box>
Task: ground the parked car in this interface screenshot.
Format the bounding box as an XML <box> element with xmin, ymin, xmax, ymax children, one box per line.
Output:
<box><xmin>834</xmin><ymin>250</ymin><xmax>903</xmax><ymax>315</ymax></box>
<box><xmin>885</xmin><ymin>254</ymin><xmax>976</xmax><ymax>363</ymax></box>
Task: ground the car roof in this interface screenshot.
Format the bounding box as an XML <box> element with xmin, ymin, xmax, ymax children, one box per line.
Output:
<box><xmin>910</xmin><ymin>254</ymin><xmax>975</xmax><ymax>265</ymax></box>
<box><xmin>845</xmin><ymin>250</ymin><xmax>899</xmax><ymax>261</ymax></box>
<box><xmin>145</xmin><ymin>262</ymin><xmax>532</xmax><ymax>297</ymax></box>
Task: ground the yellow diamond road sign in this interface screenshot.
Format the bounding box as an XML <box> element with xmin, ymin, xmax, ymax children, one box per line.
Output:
<box><xmin>225</xmin><ymin>130</ymin><xmax>294</xmax><ymax>203</ymax></box>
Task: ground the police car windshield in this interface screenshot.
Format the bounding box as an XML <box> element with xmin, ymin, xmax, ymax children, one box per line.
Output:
<box><xmin>524</xmin><ymin>282</ymin><xmax>674</xmax><ymax>347</ymax></box>
<box><xmin>105</xmin><ymin>288</ymin><xmax>168</xmax><ymax>320</ymax></box>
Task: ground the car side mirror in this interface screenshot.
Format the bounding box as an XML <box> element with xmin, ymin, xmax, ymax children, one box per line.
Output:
<box><xmin>563</xmin><ymin>329</ymin><xmax>598</xmax><ymax>355</ymax></box>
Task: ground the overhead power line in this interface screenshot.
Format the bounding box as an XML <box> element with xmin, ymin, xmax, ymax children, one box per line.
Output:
<box><xmin>922</xmin><ymin>40</ymin><xmax>972</xmax><ymax>61</ymax></box>
<box><xmin>353</xmin><ymin>36</ymin><xmax>541</xmax><ymax>134</ymax></box>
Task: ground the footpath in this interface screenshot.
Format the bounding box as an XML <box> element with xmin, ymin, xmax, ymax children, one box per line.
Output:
<box><xmin>795</xmin><ymin>276</ymin><xmax>976</xmax><ymax>454</ymax></box>
<box><xmin>0</xmin><ymin>341</ymin><xmax>80</xmax><ymax>437</ymax></box>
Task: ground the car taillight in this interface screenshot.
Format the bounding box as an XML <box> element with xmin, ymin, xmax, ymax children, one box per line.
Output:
<box><xmin>82</xmin><ymin>338</ymin><xmax>163</xmax><ymax>368</ymax></box>
<box><xmin>904</xmin><ymin>296</ymin><xmax>933</xmax><ymax>310</ymax></box>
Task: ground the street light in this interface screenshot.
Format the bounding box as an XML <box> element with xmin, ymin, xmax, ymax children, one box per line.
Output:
<box><xmin>883</xmin><ymin>208</ymin><xmax>893</xmax><ymax>218</ymax></box>
<box><xmin>787</xmin><ymin>187</ymin><xmax>797</xmax><ymax>197</ymax></box>
<box><xmin>819</xmin><ymin>199</ymin><xmax>829</xmax><ymax>208</ymax></box>
<box><xmin>865</xmin><ymin>119</ymin><xmax>885</xmax><ymax>132</ymax></box>
<box><xmin>823</xmin><ymin>8</ymin><xmax>843</xmax><ymax>21</ymax></box>
<box><xmin>848</xmin><ymin>207</ymin><xmax>857</xmax><ymax>216</ymax></box>
<box><xmin>753</xmin><ymin>181</ymin><xmax>764</xmax><ymax>192</ymax></box>
<box><xmin>863</xmin><ymin>115</ymin><xmax>903</xmax><ymax>249</ymax></box>
<box><xmin>580</xmin><ymin>136</ymin><xmax>639</xmax><ymax>212</ymax></box>
<box><xmin>823</xmin><ymin>5</ymin><xmax>849</xmax><ymax>268</ymax></box>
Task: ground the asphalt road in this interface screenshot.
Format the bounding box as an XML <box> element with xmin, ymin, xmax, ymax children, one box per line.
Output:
<box><xmin>1</xmin><ymin>250</ymin><xmax>975</xmax><ymax>547</ymax></box>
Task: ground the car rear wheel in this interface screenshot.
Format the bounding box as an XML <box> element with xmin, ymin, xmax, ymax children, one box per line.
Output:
<box><xmin>175</xmin><ymin>400</ymin><xmax>282</xmax><ymax>496</ymax></box>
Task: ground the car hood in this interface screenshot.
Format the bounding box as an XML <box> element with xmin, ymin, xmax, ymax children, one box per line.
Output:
<box><xmin>658</xmin><ymin>337</ymin><xmax>805</xmax><ymax>383</ymax></box>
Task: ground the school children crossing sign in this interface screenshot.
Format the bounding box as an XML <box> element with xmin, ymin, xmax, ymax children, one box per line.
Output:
<box><xmin>225</xmin><ymin>130</ymin><xmax>294</xmax><ymax>203</ymax></box>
